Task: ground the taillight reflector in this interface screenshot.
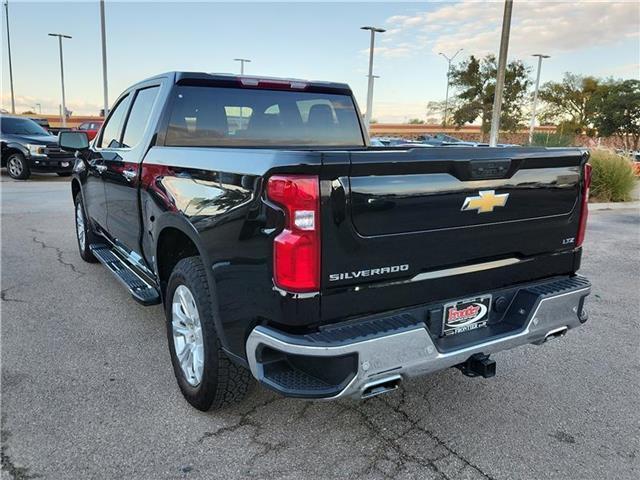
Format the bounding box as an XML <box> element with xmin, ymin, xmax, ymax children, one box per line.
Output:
<box><xmin>576</xmin><ymin>163</ymin><xmax>592</xmax><ymax>247</ymax></box>
<box><xmin>267</xmin><ymin>175</ymin><xmax>320</xmax><ymax>292</ymax></box>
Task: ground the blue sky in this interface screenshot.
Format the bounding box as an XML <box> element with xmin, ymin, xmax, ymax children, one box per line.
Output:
<box><xmin>2</xmin><ymin>1</ymin><xmax>639</xmax><ymax>121</ymax></box>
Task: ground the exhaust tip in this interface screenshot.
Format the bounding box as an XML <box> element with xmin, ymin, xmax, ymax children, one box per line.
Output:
<box><xmin>545</xmin><ymin>326</ymin><xmax>568</xmax><ymax>341</ymax></box>
<box><xmin>361</xmin><ymin>376</ymin><xmax>402</xmax><ymax>399</ymax></box>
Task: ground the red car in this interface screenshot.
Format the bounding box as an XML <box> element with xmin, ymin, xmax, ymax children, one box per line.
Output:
<box><xmin>75</xmin><ymin>121</ymin><xmax>103</xmax><ymax>140</ymax></box>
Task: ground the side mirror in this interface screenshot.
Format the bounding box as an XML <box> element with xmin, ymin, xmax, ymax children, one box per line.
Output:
<box><xmin>59</xmin><ymin>131</ymin><xmax>89</xmax><ymax>152</ymax></box>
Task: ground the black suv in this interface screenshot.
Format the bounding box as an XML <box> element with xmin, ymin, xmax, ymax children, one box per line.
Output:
<box><xmin>1</xmin><ymin>115</ymin><xmax>75</xmax><ymax>180</ymax></box>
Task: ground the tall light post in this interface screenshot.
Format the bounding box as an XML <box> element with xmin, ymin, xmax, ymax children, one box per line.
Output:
<box><xmin>99</xmin><ymin>0</ymin><xmax>109</xmax><ymax>117</ymax></box>
<box><xmin>439</xmin><ymin>48</ymin><xmax>463</xmax><ymax>127</ymax></box>
<box><xmin>48</xmin><ymin>33</ymin><xmax>72</xmax><ymax>127</ymax></box>
<box><xmin>4</xmin><ymin>0</ymin><xmax>15</xmax><ymax>113</ymax></box>
<box><xmin>234</xmin><ymin>58</ymin><xmax>251</xmax><ymax>124</ymax></box>
<box><xmin>35</xmin><ymin>103</ymin><xmax>41</xmax><ymax>114</ymax></box>
<box><xmin>489</xmin><ymin>0</ymin><xmax>513</xmax><ymax>147</ymax></box>
<box><xmin>234</xmin><ymin>58</ymin><xmax>251</xmax><ymax>75</ymax></box>
<box><xmin>528</xmin><ymin>53</ymin><xmax>550</xmax><ymax>145</ymax></box>
<box><xmin>361</xmin><ymin>26</ymin><xmax>385</xmax><ymax>129</ymax></box>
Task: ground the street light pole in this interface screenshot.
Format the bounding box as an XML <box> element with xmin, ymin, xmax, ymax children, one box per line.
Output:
<box><xmin>4</xmin><ymin>0</ymin><xmax>16</xmax><ymax>114</ymax></box>
<box><xmin>99</xmin><ymin>0</ymin><xmax>109</xmax><ymax>117</ymax></box>
<box><xmin>489</xmin><ymin>0</ymin><xmax>513</xmax><ymax>147</ymax></box>
<box><xmin>361</xmin><ymin>26</ymin><xmax>385</xmax><ymax>129</ymax></box>
<box><xmin>234</xmin><ymin>59</ymin><xmax>251</xmax><ymax>124</ymax></box>
<box><xmin>528</xmin><ymin>53</ymin><xmax>550</xmax><ymax>145</ymax></box>
<box><xmin>439</xmin><ymin>48</ymin><xmax>463</xmax><ymax>126</ymax></box>
<box><xmin>49</xmin><ymin>33</ymin><xmax>72</xmax><ymax>127</ymax></box>
<box><xmin>234</xmin><ymin>58</ymin><xmax>251</xmax><ymax>75</ymax></box>
<box><xmin>36</xmin><ymin>103</ymin><xmax>41</xmax><ymax>114</ymax></box>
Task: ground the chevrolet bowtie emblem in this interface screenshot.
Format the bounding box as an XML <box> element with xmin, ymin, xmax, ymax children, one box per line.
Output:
<box><xmin>461</xmin><ymin>190</ymin><xmax>509</xmax><ymax>213</ymax></box>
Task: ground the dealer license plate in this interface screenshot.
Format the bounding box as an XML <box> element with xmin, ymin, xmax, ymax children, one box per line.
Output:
<box><xmin>442</xmin><ymin>295</ymin><xmax>492</xmax><ymax>336</ymax></box>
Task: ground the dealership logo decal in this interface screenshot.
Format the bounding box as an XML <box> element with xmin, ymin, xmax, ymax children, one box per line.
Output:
<box><xmin>461</xmin><ymin>190</ymin><xmax>509</xmax><ymax>213</ymax></box>
<box><xmin>446</xmin><ymin>302</ymin><xmax>488</xmax><ymax>327</ymax></box>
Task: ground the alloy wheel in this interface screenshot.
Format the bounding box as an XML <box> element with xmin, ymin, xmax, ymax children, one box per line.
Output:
<box><xmin>75</xmin><ymin>202</ymin><xmax>86</xmax><ymax>251</ymax></box>
<box><xmin>171</xmin><ymin>285</ymin><xmax>204</xmax><ymax>386</ymax></box>
<box><xmin>8</xmin><ymin>156</ymin><xmax>23</xmax><ymax>178</ymax></box>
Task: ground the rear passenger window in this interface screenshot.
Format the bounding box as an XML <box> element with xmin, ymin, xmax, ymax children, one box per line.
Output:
<box><xmin>165</xmin><ymin>86</ymin><xmax>363</xmax><ymax>148</ymax></box>
<box><xmin>122</xmin><ymin>86</ymin><xmax>160</xmax><ymax>148</ymax></box>
<box><xmin>99</xmin><ymin>94</ymin><xmax>130</xmax><ymax>148</ymax></box>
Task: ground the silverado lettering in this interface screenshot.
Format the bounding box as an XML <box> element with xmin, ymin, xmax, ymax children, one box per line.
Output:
<box><xmin>61</xmin><ymin>71</ymin><xmax>592</xmax><ymax>411</ymax></box>
<box><xmin>329</xmin><ymin>264</ymin><xmax>410</xmax><ymax>282</ymax></box>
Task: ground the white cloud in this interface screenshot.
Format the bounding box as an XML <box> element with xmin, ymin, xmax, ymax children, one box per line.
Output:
<box><xmin>385</xmin><ymin>0</ymin><xmax>640</xmax><ymax>58</ymax></box>
<box><xmin>360</xmin><ymin>44</ymin><xmax>414</xmax><ymax>59</ymax></box>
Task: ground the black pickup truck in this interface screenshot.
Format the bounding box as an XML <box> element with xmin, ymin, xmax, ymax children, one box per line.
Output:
<box><xmin>60</xmin><ymin>72</ymin><xmax>592</xmax><ymax>411</ymax></box>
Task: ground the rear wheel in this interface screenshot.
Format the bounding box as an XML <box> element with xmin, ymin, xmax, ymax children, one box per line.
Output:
<box><xmin>166</xmin><ymin>256</ymin><xmax>251</xmax><ymax>410</ymax></box>
<box><xmin>6</xmin><ymin>152</ymin><xmax>30</xmax><ymax>180</ymax></box>
<box><xmin>74</xmin><ymin>193</ymin><xmax>98</xmax><ymax>263</ymax></box>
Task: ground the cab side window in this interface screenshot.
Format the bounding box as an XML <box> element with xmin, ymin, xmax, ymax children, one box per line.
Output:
<box><xmin>121</xmin><ymin>86</ymin><xmax>160</xmax><ymax>148</ymax></box>
<box><xmin>99</xmin><ymin>94</ymin><xmax>131</xmax><ymax>149</ymax></box>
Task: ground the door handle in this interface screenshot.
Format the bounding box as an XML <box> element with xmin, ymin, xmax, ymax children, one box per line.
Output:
<box><xmin>95</xmin><ymin>164</ymin><xmax>107</xmax><ymax>174</ymax></box>
<box><xmin>123</xmin><ymin>169</ymin><xmax>137</xmax><ymax>181</ymax></box>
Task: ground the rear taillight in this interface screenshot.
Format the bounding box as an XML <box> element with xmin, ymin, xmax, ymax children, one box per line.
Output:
<box><xmin>267</xmin><ymin>175</ymin><xmax>320</xmax><ymax>293</ymax></box>
<box><xmin>576</xmin><ymin>163</ymin><xmax>592</xmax><ymax>247</ymax></box>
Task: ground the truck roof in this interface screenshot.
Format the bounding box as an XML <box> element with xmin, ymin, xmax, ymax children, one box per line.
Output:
<box><xmin>133</xmin><ymin>71</ymin><xmax>353</xmax><ymax>95</ymax></box>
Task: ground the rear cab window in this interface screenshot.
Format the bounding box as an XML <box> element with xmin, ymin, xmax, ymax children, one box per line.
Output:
<box><xmin>164</xmin><ymin>85</ymin><xmax>364</xmax><ymax>148</ymax></box>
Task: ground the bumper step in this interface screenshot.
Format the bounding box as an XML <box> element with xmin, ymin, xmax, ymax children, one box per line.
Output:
<box><xmin>90</xmin><ymin>244</ymin><xmax>160</xmax><ymax>306</ymax></box>
<box><xmin>246</xmin><ymin>275</ymin><xmax>591</xmax><ymax>400</ymax></box>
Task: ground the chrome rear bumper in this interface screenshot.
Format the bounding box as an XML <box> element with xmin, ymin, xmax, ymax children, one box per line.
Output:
<box><xmin>246</xmin><ymin>276</ymin><xmax>591</xmax><ymax>400</ymax></box>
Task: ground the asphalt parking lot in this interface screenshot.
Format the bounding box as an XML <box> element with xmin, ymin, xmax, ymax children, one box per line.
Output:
<box><xmin>1</xmin><ymin>172</ymin><xmax>639</xmax><ymax>480</ymax></box>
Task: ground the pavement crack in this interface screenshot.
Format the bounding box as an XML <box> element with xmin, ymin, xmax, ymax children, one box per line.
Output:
<box><xmin>198</xmin><ymin>396</ymin><xmax>281</xmax><ymax>444</ymax></box>
<box><xmin>30</xmin><ymin>234</ymin><xmax>86</xmax><ymax>277</ymax></box>
<box><xmin>377</xmin><ymin>389</ymin><xmax>497</xmax><ymax>480</ymax></box>
<box><xmin>343</xmin><ymin>398</ymin><xmax>443</xmax><ymax>480</ymax></box>
<box><xmin>0</xmin><ymin>285</ymin><xmax>27</xmax><ymax>304</ymax></box>
<box><xmin>198</xmin><ymin>396</ymin><xmax>288</xmax><ymax>472</ymax></box>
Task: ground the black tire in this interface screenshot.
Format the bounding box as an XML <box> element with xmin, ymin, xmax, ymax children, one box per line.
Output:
<box><xmin>57</xmin><ymin>172</ymin><xmax>72</xmax><ymax>177</ymax></box>
<box><xmin>73</xmin><ymin>193</ymin><xmax>99</xmax><ymax>263</ymax></box>
<box><xmin>6</xmin><ymin>152</ymin><xmax>30</xmax><ymax>180</ymax></box>
<box><xmin>165</xmin><ymin>256</ymin><xmax>252</xmax><ymax>411</ymax></box>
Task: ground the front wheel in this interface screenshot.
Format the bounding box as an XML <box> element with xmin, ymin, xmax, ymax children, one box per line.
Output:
<box><xmin>166</xmin><ymin>257</ymin><xmax>251</xmax><ymax>411</ymax></box>
<box><xmin>74</xmin><ymin>193</ymin><xmax>98</xmax><ymax>263</ymax></box>
<box><xmin>6</xmin><ymin>152</ymin><xmax>30</xmax><ymax>180</ymax></box>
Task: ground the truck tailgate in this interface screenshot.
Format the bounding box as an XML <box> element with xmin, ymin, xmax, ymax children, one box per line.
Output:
<box><xmin>320</xmin><ymin>147</ymin><xmax>588</xmax><ymax>322</ymax></box>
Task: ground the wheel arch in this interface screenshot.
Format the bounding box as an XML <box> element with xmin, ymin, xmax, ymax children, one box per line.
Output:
<box><xmin>2</xmin><ymin>145</ymin><xmax>27</xmax><ymax>167</ymax></box>
<box><xmin>155</xmin><ymin>225</ymin><xmax>201</xmax><ymax>297</ymax></box>
<box><xmin>152</xmin><ymin>214</ymin><xmax>235</xmax><ymax>359</ymax></box>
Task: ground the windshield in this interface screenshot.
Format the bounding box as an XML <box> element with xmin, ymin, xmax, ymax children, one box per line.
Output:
<box><xmin>165</xmin><ymin>86</ymin><xmax>364</xmax><ymax>148</ymax></box>
<box><xmin>1</xmin><ymin>117</ymin><xmax>50</xmax><ymax>136</ymax></box>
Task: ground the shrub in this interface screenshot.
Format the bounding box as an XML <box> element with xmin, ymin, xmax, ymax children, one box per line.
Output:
<box><xmin>588</xmin><ymin>150</ymin><xmax>637</xmax><ymax>202</ymax></box>
<box><xmin>531</xmin><ymin>132</ymin><xmax>575</xmax><ymax>147</ymax></box>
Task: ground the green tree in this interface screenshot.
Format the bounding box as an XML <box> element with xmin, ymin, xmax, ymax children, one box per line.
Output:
<box><xmin>449</xmin><ymin>55</ymin><xmax>531</xmax><ymax>141</ymax></box>
<box><xmin>425</xmin><ymin>100</ymin><xmax>460</xmax><ymax>126</ymax></box>
<box><xmin>407</xmin><ymin>118</ymin><xmax>425</xmax><ymax>124</ymax></box>
<box><xmin>538</xmin><ymin>73</ymin><xmax>600</xmax><ymax>135</ymax></box>
<box><xmin>592</xmin><ymin>79</ymin><xmax>640</xmax><ymax>151</ymax></box>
